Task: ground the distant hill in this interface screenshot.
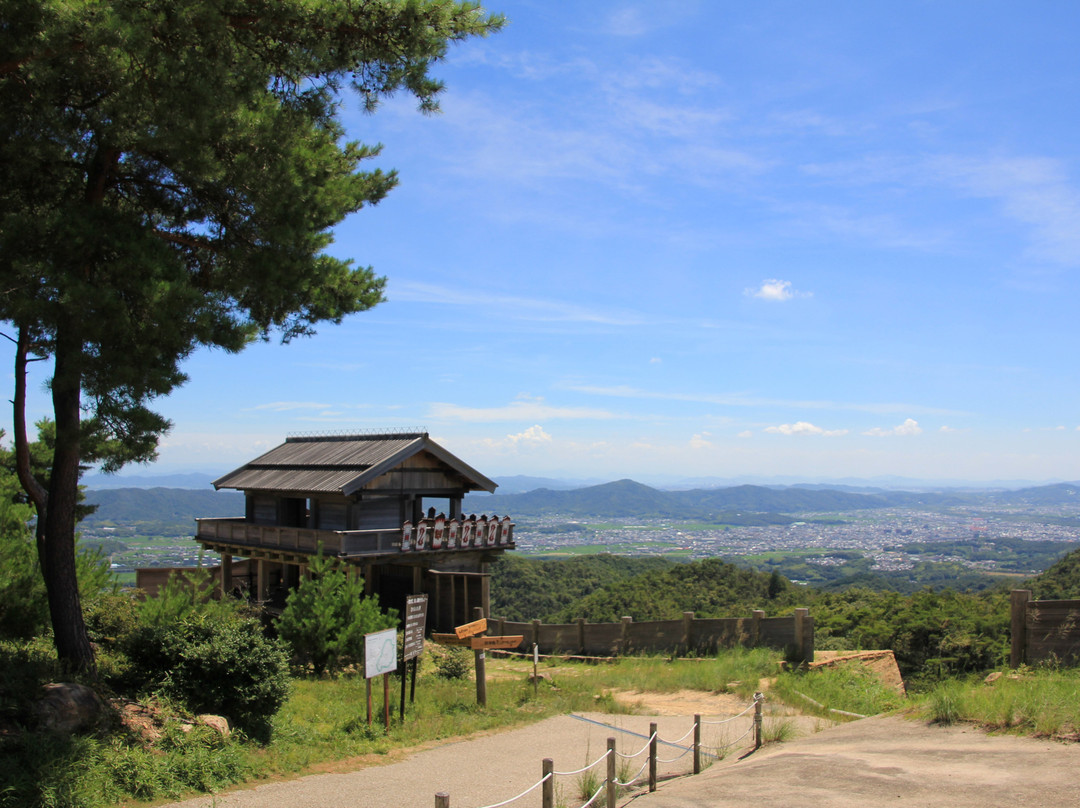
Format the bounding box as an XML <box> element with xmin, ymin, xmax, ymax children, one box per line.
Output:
<box><xmin>84</xmin><ymin>472</ymin><xmax>220</xmax><ymax>489</ymax></box>
<box><xmin>83</xmin><ymin>487</ymin><xmax>244</xmax><ymax>525</ymax></box>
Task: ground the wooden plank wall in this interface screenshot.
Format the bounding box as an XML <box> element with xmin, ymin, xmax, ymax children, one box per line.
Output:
<box><xmin>1011</xmin><ymin>590</ymin><xmax>1080</xmax><ymax>666</ymax></box>
<box><xmin>492</xmin><ymin>611</ymin><xmax>812</xmax><ymax>660</ymax></box>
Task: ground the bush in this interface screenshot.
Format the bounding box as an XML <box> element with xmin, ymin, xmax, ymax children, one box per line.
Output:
<box><xmin>276</xmin><ymin>551</ymin><xmax>397</xmax><ymax>676</ymax></box>
<box><xmin>434</xmin><ymin>647</ymin><xmax>472</xmax><ymax>680</ymax></box>
<box><xmin>122</xmin><ymin>611</ymin><xmax>290</xmax><ymax>736</ymax></box>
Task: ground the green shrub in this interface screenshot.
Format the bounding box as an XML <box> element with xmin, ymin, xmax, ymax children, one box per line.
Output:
<box><xmin>434</xmin><ymin>647</ymin><xmax>472</xmax><ymax>680</ymax></box>
<box><xmin>276</xmin><ymin>551</ymin><xmax>397</xmax><ymax>676</ymax></box>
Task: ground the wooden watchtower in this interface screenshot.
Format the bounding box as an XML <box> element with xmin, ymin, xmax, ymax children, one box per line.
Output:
<box><xmin>193</xmin><ymin>431</ymin><xmax>513</xmax><ymax>631</ymax></box>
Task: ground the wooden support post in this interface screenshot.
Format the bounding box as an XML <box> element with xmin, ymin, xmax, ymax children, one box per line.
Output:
<box><xmin>754</xmin><ymin>693</ymin><xmax>763</xmax><ymax>749</ymax></box>
<box><xmin>435</xmin><ymin>792</ymin><xmax>450</xmax><ymax>808</ymax></box>
<box><xmin>542</xmin><ymin>758</ymin><xmax>554</xmax><ymax>808</ymax></box>
<box><xmin>577</xmin><ymin>617</ymin><xmax>586</xmax><ymax>655</ymax></box>
<box><xmin>412</xmin><ymin>566</ymin><xmax>422</xmax><ymax>595</ymax></box>
<box><xmin>481</xmin><ymin>562</ymin><xmax>490</xmax><ymax>617</ymax></box>
<box><xmin>1011</xmin><ymin>589</ymin><xmax>1032</xmax><ymax>668</ymax></box>
<box><xmin>218</xmin><ymin>552</ymin><xmax>232</xmax><ymax>598</ymax></box>
<box><xmin>383</xmin><ymin>672</ymin><xmax>390</xmax><ymax>731</ymax></box>
<box><xmin>682</xmin><ymin>611</ymin><xmax>694</xmax><ymax>657</ymax></box>
<box><xmin>620</xmin><ymin>616</ymin><xmax>633</xmax><ymax>656</ymax></box>
<box><xmin>751</xmin><ymin>609</ymin><xmax>764</xmax><ymax>647</ymax></box>
<box><xmin>473</xmin><ymin>606</ymin><xmax>487</xmax><ymax>708</ymax></box>
<box><xmin>693</xmin><ymin>714</ymin><xmax>701</xmax><ymax>774</ymax></box>
<box><xmin>364</xmin><ymin>563</ymin><xmax>374</xmax><ymax>596</ymax></box>
<box><xmin>532</xmin><ymin>619</ymin><xmax>542</xmax><ymax>653</ymax></box>
<box><xmin>256</xmin><ymin>559</ymin><xmax>268</xmax><ymax>602</ymax></box>
<box><xmin>649</xmin><ymin>722</ymin><xmax>657</xmax><ymax>792</ymax></box>
<box><xmin>606</xmin><ymin>737</ymin><xmax>616</xmax><ymax>808</ymax></box>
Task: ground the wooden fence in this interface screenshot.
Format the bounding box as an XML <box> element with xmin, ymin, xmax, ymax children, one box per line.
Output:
<box><xmin>490</xmin><ymin>609</ymin><xmax>813</xmax><ymax>663</ymax></box>
<box><xmin>1010</xmin><ymin>589</ymin><xmax>1080</xmax><ymax>667</ymax></box>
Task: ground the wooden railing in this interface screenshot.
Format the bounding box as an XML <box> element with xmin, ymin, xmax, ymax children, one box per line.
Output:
<box><xmin>195</xmin><ymin>515</ymin><xmax>514</xmax><ymax>558</ymax></box>
<box><xmin>489</xmin><ymin>609</ymin><xmax>813</xmax><ymax>663</ymax></box>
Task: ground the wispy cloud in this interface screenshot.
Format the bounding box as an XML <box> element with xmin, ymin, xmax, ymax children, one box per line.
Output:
<box><xmin>428</xmin><ymin>399</ymin><xmax>619</xmax><ymax>423</ymax></box>
<box><xmin>391</xmin><ymin>281</ymin><xmax>650</xmax><ymax>326</ymax></box>
<box><xmin>565</xmin><ymin>384</ymin><xmax>963</xmax><ymax>417</ymax></box>
<box><xmin>863</xmin><ymin>418</ymin><xmax>923</xmax><ymax>437</ymax></box>
<box><xmin>480</xmin><ymin>425</ymin><xmax>554</xmax><ymax>449</ymax></box>
<box><xmin>764</xmin><ymin>421</ymin><xmax>848</xmax><ymax>437</ymax></box>
<box><xmin>246</xmin><ymin>401</ymin><xmax>330</xmax><ymax>412</ymax></box>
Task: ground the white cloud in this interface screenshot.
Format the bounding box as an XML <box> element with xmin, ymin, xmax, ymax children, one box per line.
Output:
<box><xmin>864</xmin><ymin>418</ymin><xmax>923</xmax><ymax>437</ymax></box>
<box><xmin>500</xmin><ymin>425</ymin><xmax>553</xmax><ymax>447</ymax></box>
<box><xmin>737</xmin><ymin>430</ymin><xmax>753</xmax><ymax>439</ymax></box>
<box><xmin>764</xmin><ymin>421</ymin><xmax>848</xmax><ymax>437</ymax></box>
<box><xmin>746</xmin><ymin>279</ymin><xmax>811</xmax><ymax>302</ymax></box>
<box><xmin>689</xmin><ymin>432</ymin><xmax>713</xmax><ymax>449</ymax></box>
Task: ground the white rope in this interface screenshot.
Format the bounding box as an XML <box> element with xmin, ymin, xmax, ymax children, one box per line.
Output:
<box><xmin>614</xmin><ymin>732</ymin><xmax>656</xmax><ymax>760</ymax></box>
<box><xmin>699</xmin><ymin>700</ymin><xmax>757</xmax><ymax>724</ymax></box>
<box><xmin>706</xmin><ymin>721</ymin><xmax>754</xmax><ymax>753</ymax></box>
<box><xmin>553</xmin><ymin>748</ymin><xmax>611</xmax><ymax>777</ymax></box>
<box><xmin>576</xmin><ymin>783</ymin><xmax>607</xmax><ymax>808</ymax></box>
<box><xmin>655</xmin><ymin>745</ymin><xmax>693</xmax><ymax>763</ymax></box>
<box><xmin>472</xmin><ymin>773</ymin><xmax>552</xmax><ymax>808</ymax></box>
<box><xmin>658</xmin><ymin>723</ymin><xmax>696</xmax><ymax>745</ymax></box>
<box><xmin>614</xmin><ymin>757</ymin><xmax>650</xmax><ymax>786</ymax></box>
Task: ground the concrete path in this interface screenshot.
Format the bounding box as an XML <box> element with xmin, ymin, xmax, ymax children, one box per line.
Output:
<box><xmin>157</xmin><ymin>713</ymin><xmax>1080</xmax><ymax>808</ymax></box>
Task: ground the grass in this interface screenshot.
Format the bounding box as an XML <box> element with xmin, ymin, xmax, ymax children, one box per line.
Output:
<box><xmin>770</xmin><ymin>662</ymin><xmax>906</xmax><ymax>719</ymax></box>
<box><xmin>916</xmin><ymin>667</ymin><xmax>1080</xmax><ymax>738</ymax></box>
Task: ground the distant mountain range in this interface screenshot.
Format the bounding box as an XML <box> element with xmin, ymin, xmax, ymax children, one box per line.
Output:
<box><xmin>81</xmin><ymin>479</ymin><xmax>1080</xmax><ymax>526</ymax></box>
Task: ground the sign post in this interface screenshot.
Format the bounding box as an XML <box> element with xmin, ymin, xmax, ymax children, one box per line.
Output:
<box><xmin>401</xmin><ymin>595</ymin><xmax>428</xmax><ymax>719</ymax></box>
<box><xmin>365</xmin><ymin>628</ymin><xmax>398</xmax><ymax>731</ymax></box>
<box><xmin>472</xmin><ymin>607</ymin><xmax>487</xmax><ymax>708</ymax></box>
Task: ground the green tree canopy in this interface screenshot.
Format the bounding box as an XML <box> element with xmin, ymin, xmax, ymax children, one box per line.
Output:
<box><xmin>0</xmin><ymin>0</ymin><xmax>503</xmax><ymax>670</ymax></box>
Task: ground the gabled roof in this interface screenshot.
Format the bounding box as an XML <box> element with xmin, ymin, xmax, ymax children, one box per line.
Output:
<box><xmin>212</xmin><ymin>432</ymin><xmax>497</xmax><ymax>496</ymax></box>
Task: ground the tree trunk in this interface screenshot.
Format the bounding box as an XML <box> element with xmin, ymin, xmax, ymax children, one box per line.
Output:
<box><xmin>42</xmin><ymin>321</ymin><xmax>95</xmax><ymax>674</ymax></box>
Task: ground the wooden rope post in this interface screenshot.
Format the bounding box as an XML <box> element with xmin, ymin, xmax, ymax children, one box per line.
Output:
<box><xmin>649</xmin><ymin>721</ymin><xmax>657</xmax><ymax>792</ymax></box>
<box><xmin>693</xmin><ymin>714</ymin><xmax>701</xmax><ymax>774</ymax></box>
<box><xmin>606</xmin><ymin>737</ymin><xmax>616</xmax><ymax>808</ymax></box>
<box><xmin>1010</xmin><ymin>589</ymin><xmax>1032</xmax><ymax>668</ymax></box>
<box><xmin>754</xmin><ymin>692</ymin><xmax>764</xmax><ymax>749</ymax></box>
<box><xmin>542</xmin><ymin>758</ymin><xmax>554</xmax><ymax>808</ymax></box>
<box><xmin>435</xmin><ymin>792</ymin><xmax>449</xmax><ymax>808</ymax></box>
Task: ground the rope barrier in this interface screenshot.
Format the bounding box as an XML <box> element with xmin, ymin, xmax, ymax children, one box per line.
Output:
<box><xmin>655</xmin><ymin>745</ymin><xmax>693</xmax><ymax>763</ymax></box>
<box><xmin>699</xmin><ymin>700</ymin><xmax>757</xmax><ymax>724</ymax></box>
<box><xmin>553</xmin><ymin>748</ymin><xmax>611</xmax><ymax>777</ymax></box>
<box><xmin>658</xmin><ymin>723</ymin><xmax>697</xmax><ymax>745</ymax></box>
<box><xmin>472</xmin><ymin>773</ymin><xmax>552</xmax><ymax>808</ymax></box>
<box><xmin>576</xmin><ymin>783</ymin><xmax>607</xmax><ymax>808</ymax></box>
<box><xmin>614</xmin><ymin>732</ymin><xmax>656</xmax><ymax>760</ymax></box>
<box><xmin>613</xmin><ymin>757</ymin><xmax>650</xmax><ymax>786</ymax></box>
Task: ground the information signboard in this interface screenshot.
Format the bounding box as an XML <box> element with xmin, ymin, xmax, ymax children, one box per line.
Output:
<box><xmin>364</xmin><ymin>628</ymin><xmax>398</xmax><ymax>678</ymax></box>
<box><xmin>403</xmin><ymin>595</ymin><xmax>428</xmax><ymax>661</ymax></box>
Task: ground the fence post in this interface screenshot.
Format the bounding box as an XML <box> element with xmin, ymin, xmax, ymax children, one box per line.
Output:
<box><xmin>606</xmin><ymin>737</ymin><xmax>616</xmax><ymax>808</ymax></box>
<box><xmin>649</xmin><ymin>721</ymin><xmax>657</xmax><ymax>792</ymax></box>
<box><xmin>1010</xmin><ymin>589</ymin><xmax>1031</xmax><ymax>668</ymax></box>
<box><xmin>793</xmin><ymin>608</ymin><xmax>809</xmax><ymax>663</ymax></box>
<box><xmin>754</xmin><ymin>692</ymin><xmax>763</xmax><ymax>749</ymax></box>
<box><xmin>577</xmin><ymin>617</ymin><xmax>586</xmax><ymax>655</ymax></box>
<box><xmin>542</xmin><ymin>758</ymin><xmax>553</xmax><ymax>808</ymax></box>
<box><xmin>693</xmin><ymin>714</ymin><xmax>701</xmax><ymax>774</ymax></box>
<box><xmin>751</xmin><ymin>610</ymin><xmax>764</xmax><ymax>647</ymax></box>
<box><xmin>620</xmin><ymin>616</ymin><xmax>633</xmax><ymax>656</ymax></box>
<box><xmin>435</xmin><ymin>792</ymin><xmax>450</xmax><ymax>808</ymax></box>
<box><xmin>682</xmin><ymin>611</ymin><xmax>694</xmax><ymax>657</ymax></box>
<box><xmin>473</xmin><ymin>606</ymin><xmax>487</xmax><ymax>708</ymax></box>
<box><xmin>532</xmin><ymin>619</ymin><xmax>542</xmax><ymax>653</ymax></box>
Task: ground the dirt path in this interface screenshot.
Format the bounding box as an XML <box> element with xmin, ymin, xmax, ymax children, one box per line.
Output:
<box><xmin>154</xmin><ymin>688</ymin><xmax>1080</xmax><ymax>808</ymax></box>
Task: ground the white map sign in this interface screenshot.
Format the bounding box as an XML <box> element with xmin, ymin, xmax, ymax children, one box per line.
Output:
<box><xmin>364</xmin><ymin>628</ymin><xmax>398</xmax><ymax>679</ymax></box>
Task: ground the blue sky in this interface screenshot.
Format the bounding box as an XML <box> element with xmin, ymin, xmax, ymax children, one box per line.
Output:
<box><xmin>9</xmin><ymin>1</ymin><xmax>1080</xmax><ymax>485</ymax></box>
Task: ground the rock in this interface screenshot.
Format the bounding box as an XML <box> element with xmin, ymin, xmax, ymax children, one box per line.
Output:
<box><xmin>34</xmin><ymin>683</ymin><xmax>104</xmax><ymax>734</ymax></box>
<box><xmin>984</xmin><ymin>671</ymin><xmax>1004</xmax><ymax>684</ymax></box>
<box><xmin>196</xmin><ymin>714</ymin><xmax>231</xmax><ymax>737</ymax></box>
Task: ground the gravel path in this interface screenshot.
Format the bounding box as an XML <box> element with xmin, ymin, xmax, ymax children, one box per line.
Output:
<box><xmin>157</xmin><ymin>711</ymin><xmax>1080</xmax><ymax>808</ymax></box>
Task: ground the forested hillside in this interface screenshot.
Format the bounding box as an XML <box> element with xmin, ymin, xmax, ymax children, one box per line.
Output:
<box><xmin>1028</xmin><ymin>545</ymin><xmax>1080</xmax><ymax>599</ymax></box>
<box><xmin>83</xmin><ymin>488</ymin><xmax>244</xmax><ymax>525</ymax></box>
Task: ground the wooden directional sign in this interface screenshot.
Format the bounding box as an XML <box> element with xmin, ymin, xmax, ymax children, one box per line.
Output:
<box><xmin>470</xmin><ymin>635</ymin><xmax>524</xmax><ymax>651</ymax></box>
<box><xmin>431</xmin><ymin>632</ymin><xmax>472</xmax><ymax>647</ymax></box>
<box><xmin>455</xmin><ymin>617</ymin><xmax>488</xmax><ymax>639</ymax></box>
